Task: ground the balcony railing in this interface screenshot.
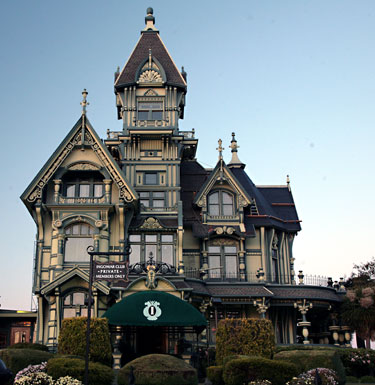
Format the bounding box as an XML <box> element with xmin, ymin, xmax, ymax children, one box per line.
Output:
<box><xmin>57</xmin><ymin>195</ymin><xmax>108</xmax><ymax>204</ymax></box>
<box><xmin>184</xmin><ymin>268</ymin><xmax>339</xmax><ymax>287</ymax></box>
<box><xmin>140</xmin><ymin>204</ymin><xmax>178</xmax><ymax>213</ymax></box>
<box><xmin>180</xmin><ymin>129</ymin><xmax>195</xmax><ymax>139</ymax></box>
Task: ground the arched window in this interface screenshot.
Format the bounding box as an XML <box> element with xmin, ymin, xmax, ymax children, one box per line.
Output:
<box><xmin>62</xmin><ymin>291</ymin><xmax>89</xmax><ymax>319</ymax></box>
<box><xmin>64</xmin><ymin>223</ymin><xmax>94</xmax><ymax>263</ymax></box>
<box><xmin>208</xmin><ymin>191</ymin><xmax>234</xmax><ymax>216</ymax></box>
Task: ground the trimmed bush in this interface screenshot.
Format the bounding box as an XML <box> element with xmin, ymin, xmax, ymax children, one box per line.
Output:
<box><xmin>222</xmin><ymin>355</ymin><xmax>251</xmax><ymax>366</ymax></box>
<box><xmin>216</xmin><ymin>319</ymin><xmax>275</xmax><ymax>365</ymax></box>
<box><xmin>0</xmin><ymin>348</ymin><xmax>53</xmax><ymax>380</ymax></box>
<box><xmin>274</xmin><ymin>349</ymin><xmax>346</xmax><ymax>385</ymax></box>
<box><xmin>275</xmin><ymin>345</ymin><xmax>337</xmax><ymax>353</ymax></box>
<box><xmin>346</xmin><ymin>376</ymin><xmax>360</xmax><ymax>383</ymax></box>
<box><xmin>8</xmin><ymin>342</ymin><xmax>49</xmax><ymax>351</ymax></box>
<box><xmin>117</xmin><ymin>354</ymin><xmax>198</xmax><ymax>385</ymax></box>
<box><xmin>58</xmin><ymin>317</ymin><xmax>112</xmax><ymax>366</ymax></box>
<box><xmin>206</xmin><ymin>366</ymin><xmax>224</xmax><ymax>385</ymax></box>
<box><xmin>223</xmin><ymin>356</ymin><xmax>298</xmax><ymax>385</ymax></box>
<box><xmin>360</xmin><ymin>376</ymin><xmax>375</xmax><ymax>383</ymax></box>
<box><xmin>47</xmin><ymin>357</ymin><xmax>114</xmax><ymax>385</ymax></box>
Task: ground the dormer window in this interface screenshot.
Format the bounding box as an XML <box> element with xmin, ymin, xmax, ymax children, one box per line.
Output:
<box><xmin>138</xmin><ymin>102</ymin><xmax>163</xmax><ymax>121</ymax></box>
<box><xmin>208</xmin><ymin>191</ymin><xmax>234</xmax><ymax>216</ymax></box>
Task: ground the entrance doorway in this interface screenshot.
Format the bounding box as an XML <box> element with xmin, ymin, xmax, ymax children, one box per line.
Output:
<box><xmin>137</xmin><ymin>326</ymin><xmax>167</xmax><ymax>355</ymax></box>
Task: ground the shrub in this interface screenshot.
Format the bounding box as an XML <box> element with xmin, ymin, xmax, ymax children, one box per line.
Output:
<box><xmin>304</xmin><ymin>368</ymin><xmax>338</xmax><ymax>385</ymax></box>
<box><xmin>248</xmin><ymin>381</ymin><xmax>272</xmax><ymax>385</ymax></box>
<box><xmin>223</xmin><ymin>356</ymin><xmax>298</xmax><ymax>385</ymax></box>
<box><xmin>15</xmin><ymin>361</ymin><xmax>47</xmax><ymax>381</ymax></box>
<box><xmin>58</xmin><ymin>317</ymin><xmax>112</xmax><ymax>366</ymax></box>
<box><xmin>274</xmin><ymin>349</ymin><xmax>346</xmax><ymax>385</ymax></box>
<box><xmin>117</xmin><ymin>354</ymin><xmax>198</xmax><ymax>385</ymax></box>
<box><xmin>216</xmin><ymin>318</ymin><xmax>275</xmax><ymax>365</ymax></box>
<box><xmin>338</xmin><ymin>348</ymin><xmax>375</xmax><ymax>377</ymax></box>
<box><xmin>54</xmin><ymin>376</ymin><xmax>83</xmax><ymax>385</ymax></box>
<box><xmin>0</xmin><ymin>348</ymin><xmax>53</xmax><ymax>380</ymax></box>
<box><xmin>47</xmin><ymin>357</ymin><xmax>114</xmax><ymax>385</ymax></box>
<box><xmin>222</xmin><ymin>355</ymin><xmax>251</xmax><ymax>366</ymax></box>
<box><xmin>14</xmin><ymin>371</ymin><xmax>54</xmax><ymax>385</ymax></box>
<box><xmin>9</xmin><ymin>343</ymin><xmax>49</xmax><ymax>351</ymax></box>
<box><xmin>346</xmin><ymin>376</ymin><xmax>360</xmax><ymax>383</ymax></box>
<box><xmin>206</xmin><ymin>366</ymin><xmax>224</xmax><ymax>385</ymax></box>
<box><xmin>360</xmin><ymin>376</ymin><xmax>375</xmax><ymax>383</ymax></box>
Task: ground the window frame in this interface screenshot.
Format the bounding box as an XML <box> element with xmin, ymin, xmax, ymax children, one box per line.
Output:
<box><xmin>207</xmin><ymin>244</ymin><xmax>238</xmax><ymax>280</ymax></box>
<box><xmin>62</xmin><ymin>291</ymin><xmax>89</xmax><ymax>319</ymax></box>
<box><xmin>207</xmin><ymin>190</ymin><xmax>235</xmax><ymax>216</ymax></box>
<box><xmin>129</xmin><ymin>233</ymin><xmax>175</xmax><ymax>266</ymax></box>
<box><xmin>63</xmin><ymin>175</ymin><xmax>104</xmax><ymax>199</ymax></box>
<box><xmin>137</xmin><ymin>101</ymin><xmax>163</xmax><ymax>121</ymax></box>
<box><xmin>64</xmin><ymin>223</ymin><xmax>95</xmax><ymax>263</ymax></box>
<box><xmin>139</xmin><ymin>191</ymin><xmax>165</xmax><ymax>208</ymax></box>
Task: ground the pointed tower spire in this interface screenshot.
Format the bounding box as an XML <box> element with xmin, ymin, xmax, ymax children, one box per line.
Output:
<box><xmin>228</xmin><ymin>132</ymin><xmax>245</xmax><ymax>169</ymax></box>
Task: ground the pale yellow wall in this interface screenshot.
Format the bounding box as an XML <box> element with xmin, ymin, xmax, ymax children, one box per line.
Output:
<box><xmin>61</xmin><ymin>148</ymin><xmax>101</xmax><ymax>167</ymax></box>
<box><xmin>183</xmin><ymin>228</ymin><xmax>200</xmax><ymax>249</ymax></box>
<box><xmin>245</xmin><ymin>229</ymin><xmax>260</xmax><ymax>249</ymax></box>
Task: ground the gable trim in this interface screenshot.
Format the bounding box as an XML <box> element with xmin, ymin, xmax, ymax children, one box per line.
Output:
<box><xmin>21</xmin><ymin>116</ymin><xmax>137</xmax><ymax>207</ymax></box>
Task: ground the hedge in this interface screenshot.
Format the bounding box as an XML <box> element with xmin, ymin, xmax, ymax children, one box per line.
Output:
<box><xmin>360</xmin><ymin>376</ymin><xmax>375</xmax><ymax>383</ymax></box>
<box><xmin>215</xmin><ymin>318</ymin><xmax>275</xmax><ymax>365</ymax></box>
<box><xmin>206</xmin><ymin>366</ymin><xmax>224</xmax><ymax>385</ymax></box>
<box><xmin>222</xmin><ymin>356</ymin><xmax>298</xmax><ymax>385</ymax></box>
<box><xmin>58</xmin><ymin>317</ymin><xmax>112</xmax><ymax>366</ymax></box>
<box><xmin>274</xmin><ymin>349</ymin><xmax>346</xmax><ymax>385</ymax></box>
<box><xmin>8</xmin><ymin>343</ymin><xmax>49</xmax><ymax>351</ymax></box>
<box><xmin>117</xmin><ymin>354</ymin><xmax>198</xmax><ymax>385</ymax></box>
<box><xmin>47</xmin><ymin>357</ymin><xmax>114</xmax><ymax>385</ymax></box>
<box><xmin>0</xmin><ymin>348</ymin><xmax>53</xmax><ymax>381</ymax></box>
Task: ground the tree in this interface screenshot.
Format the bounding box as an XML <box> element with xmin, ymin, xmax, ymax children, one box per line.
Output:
<box><xmin>341</xmin><ymin>258</ymin><xmax>375</xmax><ymax>348</ymax></box>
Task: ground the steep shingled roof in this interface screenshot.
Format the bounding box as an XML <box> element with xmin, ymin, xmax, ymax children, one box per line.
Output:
<box><xmin>115</xmin><ymin>31</ymin><xmax>187</xmax><ymax>89</ymax></box>
<box><xmin>231</xmin><ymin>168</ymin><xmax>301</xmax><ymax>232</ymax></box>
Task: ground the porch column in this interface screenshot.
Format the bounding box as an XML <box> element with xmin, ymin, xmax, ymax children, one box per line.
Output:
<box><xmin>112</xmin><ymin>326</ymin><xmax>122</xmax><ymax>370</ymax></box>
<box><xmin>294</xmin><ymin>299</ymin><xmax>313</xmax><ymax>344</ymax></box>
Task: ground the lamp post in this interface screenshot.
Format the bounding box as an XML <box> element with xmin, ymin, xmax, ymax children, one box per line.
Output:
<box><xmin>84</xmin><ymin>246</ymin><xmax>130</xmax><ymax>385</ymax></box>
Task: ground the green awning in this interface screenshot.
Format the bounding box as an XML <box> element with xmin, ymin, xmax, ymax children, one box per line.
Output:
<box><xmin>103</xmin><ymin>291</ymin><xmax>207</xmax><ymax>331</ymax></box>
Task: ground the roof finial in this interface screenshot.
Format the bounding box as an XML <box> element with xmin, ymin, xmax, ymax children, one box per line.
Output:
<box><xmin>144</xmin><ymin>7</ymin><xmax>157</xmax><ymax>31</ymax></box>
<box><xmin>229</xmin><ymin>132</ymin><xmax>239</xmax><ymax>153</ymax></box>
<box><xmin>228</xmin><ymin>132</ymin><xmax>245</xmax><ymax>169</ymax></box>
<box><xmin>216</xmin><ymin>139</ymin><xmax>224</xmax><ymax>161</ymax></box>
<box><xmin>286</xmin><ymin>174</ymin><xmax>291</xmax><ymax>191</ymax></box>
<box><xmin>80</xmin><ymin>89</ymin><xmax>89</xmax><ymax>115</ymax></box>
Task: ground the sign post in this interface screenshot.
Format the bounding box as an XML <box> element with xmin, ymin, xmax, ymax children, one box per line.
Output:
<box><xmin>84</xmin><ymin>247</ymin><xmax>130</xmax><ymax>385</ymax></box>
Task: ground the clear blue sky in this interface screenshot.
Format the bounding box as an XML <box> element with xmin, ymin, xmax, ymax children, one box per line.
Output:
<box><xmin>0</xmin><ymin>1</ymin><xmax>374</xmax><ymax>310</ymax></box>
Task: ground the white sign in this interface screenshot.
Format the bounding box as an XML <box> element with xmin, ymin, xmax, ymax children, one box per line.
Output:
<box><xmin>143</xmin><ymin>300</ymin><xmax>162</xmax><ymax>321</ymax></box>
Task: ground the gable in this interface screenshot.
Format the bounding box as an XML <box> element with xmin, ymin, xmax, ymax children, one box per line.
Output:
<box><xmin>21</xmin><ymin>115</ymin><xmax>137</xmax><ymax>211</ymax></box>
<box><xmin>194</xmin><ymin>160</ymin><xmax>252</xmax><ymax>210</ymax></box>
<box><xmin>40</xmin><ymin>266</ymin><xmax>110</xmax><ymax>295</ymax></box>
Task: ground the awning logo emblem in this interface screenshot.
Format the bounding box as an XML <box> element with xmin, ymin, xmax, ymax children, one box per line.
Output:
<box><xmin>143</xmin><ymin>300</ymin><xmax>162</xmax><ymax>321</ymax></box>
